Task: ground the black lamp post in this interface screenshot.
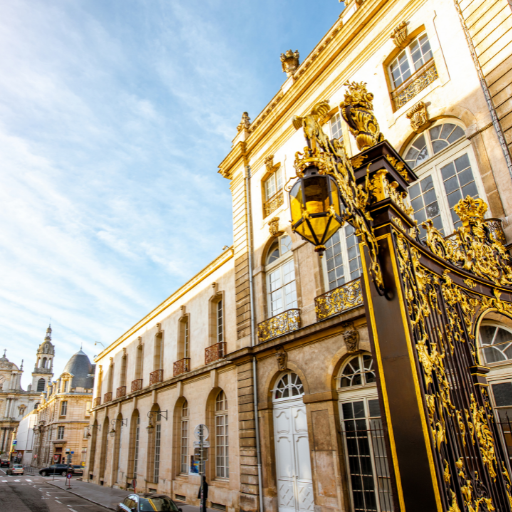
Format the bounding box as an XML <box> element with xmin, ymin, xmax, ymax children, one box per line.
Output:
<box><xmin>289</xmin><ymin>165</ymin><xmax>344</xmax><ymax>254</ymax></box>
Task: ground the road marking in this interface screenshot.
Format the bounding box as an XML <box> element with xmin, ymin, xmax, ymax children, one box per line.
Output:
<box><xmin>69</xmin><ymin>509</ymin><xmax>78</xmax><ymax>512</ymax></box>
<box><xmin>26</xmin><ymin>478</ymin><xmax>32</xmax><ymax>481</ymax></box>
<box><xmin>56</xmin><ymin>500</ymin><xmax>61</xmax><ymax>503</ymax></box>
<box><xmin>2</xmin><ymin>480</ymin><xmax>7</xmax><ymax>482</ymax></box>
<box><xmin>14</xmin><ymin>479</ymin><xmax>20</xmax><ymax>482</ymax></box>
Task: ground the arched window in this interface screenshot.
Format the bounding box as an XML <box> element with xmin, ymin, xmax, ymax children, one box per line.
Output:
<box><xmin>180</xmin><ymin>401</ymin><xmax>189</xmax><ymax>474</ymax></box>
<box><xmin>113</xmin><ymin>414</ymin><xmax>123</xmax><ymax>483</ymax></box>
<box><xmin>266</xmin><ymin>234</ymin><xmax>297</xmax><ymax>317</ymax></box>
<box><xmin>127</xmin><ymin>411</ymin><xmax>140</xmax><ymax>481</ymax></box>
<box><xmin>99</xmin><ymin>416</ymin><xmax>109</xmax><ymax>479</ymax></box>
<box><xmin>403</xmin><ymin>121</ymin><xmax>484</xmax><ymax>239</ymax></box>
<box><xmin>274</xmin><ymin>372</ymin><xmax>304</xmax><ymax>400</ymax></box>
<box><xmin>37</xmin><ymin>378</ymin><xmax>45</xmax><ymax>392</ymax></box>
<box><xmin>337</xmin><ymin>354</ymin><xmax>392</xmax><ymax>511</ymax></box>
<box><xmin>215</xmin><ymin>391</ymin><xmax>229</xmax><ymax>479</ymax></box>
<box><xmin>479</xmin><ymin>322</ymin><xmax>512</xmax><ymax>364</ymax></box>
<box><xmin>42</xmin><ymin>358</ymin><xmax>47</xmax><ymax>369</ymax></box>
<box><xmin>147</xmin><ymin>405</ymin><xmax>161</xmax><ymax>484</ymax></box>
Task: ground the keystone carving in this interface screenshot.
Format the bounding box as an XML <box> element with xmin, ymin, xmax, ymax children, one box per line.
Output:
<box><xmin>275</xmin><ymin>347</ymin><xmax>288</xmax><ymax>371</ymax></box>
<box><xmin>281</xmin><ymin>50</ymin><xmax>300</xmax><ymax>77</ymax></box>
<box><xmin>406</xmin><ymin>101</ymin><xmax>429</xmax><ymax>132</ymax></box>
<box><xmin>264</xmin><ymin>154</ymin><xmax>281</xmax><ymax>174</ymax></box>
<box><xmin>269</xmin><ymin>217</ymin><xmax>284</xmax><ymax>237</ymax></box>
<box><xmin>343</xmin><ymin>327</ymin><xmax>359</xmax><ymax>353</ymax></box>
<box><xmin>391</xmin><ymin>21</ymin><xmax>408</xmax><ymax>48</ymax></box>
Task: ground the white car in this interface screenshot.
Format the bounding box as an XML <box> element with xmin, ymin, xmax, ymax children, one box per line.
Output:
<box><xmin>11</xmin><ymin>464</ymin><xmax>24</xmax><ymax>475</ymax></box>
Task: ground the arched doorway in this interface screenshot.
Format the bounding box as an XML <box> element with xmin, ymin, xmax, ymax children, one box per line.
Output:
<box><xmin>337</xmin><ymin>354</ymin><xmax>393</xmax><ymax>512</ymax></box>
<box><xmin>272</xmin><ymin>372</ymin><xmax>314</xmax><ymax>512</ymax></box>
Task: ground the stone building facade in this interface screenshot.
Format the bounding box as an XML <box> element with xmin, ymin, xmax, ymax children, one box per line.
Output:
<box><xmin>87</xmin><ymin>1</ymin><xmax>512</xmax><ymax>512</ymax></box>
<box><xmin>32</xmin><ymin>348</ymin><xmax>95</xmax><ymax>468</ymax></box>
<box><xmin>0</xmin><ymin>327</ymin><xmax>55</xmax><ymax>458</ymax></box>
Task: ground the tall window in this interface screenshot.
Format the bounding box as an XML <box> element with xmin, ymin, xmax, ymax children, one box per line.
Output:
<box><xmin>135</xmin><ymin>344</ymin><xmax>144</xmax><ymax>381</ymax></box>
<box><xmin>154</xmin><ymin>415</ymin><xmax>161</xmax><ymax>483</ymax></box>
<box><xmin>330</xmin><ymin>112</ymin><xmax>344</xmax><ymax>141</ymax></box>
<box><xmin>215</xmin><ymin>391</ymin><xmax>229</xmax><ymax>479</ymax></box>
<box><xmin>266</xmin><ymin>234</ymin><xmax>297</xmax><ymax>317</ymax></box>
<box><xmin>263</xmin><ymin>167</ymin><xmax>284</xmax><ymax>218</ymax></box>
<box><xmin>324</xmin><ymin>225</ymin><xmax>362</xmax><ymax>291</ymax></box>
<box><xmin>57</xmin><ymin>426</ymin><xmax>65</xmax><ymax>440</ymax></box>
<box><xmin>180</xmin><ymin>317</ymin><xmax>190</xmax><ymax>359</ymax></box>
<box><xmin>338</xmin><ymin>355</ymin><xmax>393</xmax><ymax>512</ymax></box>
<box><xmin>404</xmin><ymin>122</ymin><xmax>483</xmax><ymax>240</ymax></box>
<box><xmin>133</xmin><ymin>416</ymin><xmax>140</xmax><ymax>478</ymax></box>
<box><xmin>217</xmin><ymin>300</ymin><xmax>223</xmax><ymax>343</ymax></box>
<box><xmin>120</xmin><ymin>354</ymin><xmax>127</xmax><ymax>387</ymax></box>
<box><xmin>60</xmin><ymin>401</ymin><xmax>67</xmax><ymax>416</ymax></box>
<box><xmin>37</xmin><ymin>378</ymin><xmax>45</xmax><ymax>392</ymax></box>
<box><xmin>180</xmin><ymin>401</ymin><xmax>189</xmax><ymax>474</ymax></box>
<box><xmin>389</xmin><ymin>32</ymin><xmax>433</xmax><ymax>89</ymax></box>
<box><xmin>154</xmin><ymin>333</ymin><xmax>163</xmax><ymax>371</ymax></box>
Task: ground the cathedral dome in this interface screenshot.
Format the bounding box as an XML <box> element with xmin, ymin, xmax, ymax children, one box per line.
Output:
<box><xmin>62</xmin><ymin>349</ymin><xmax>94</xmax><ymax>390</ymax></box>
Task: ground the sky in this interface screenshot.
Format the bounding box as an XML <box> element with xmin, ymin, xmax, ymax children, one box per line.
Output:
<box><xmin>0</xmin><ymin>0</ymin><xmax>343</xmax><ymax>388</ymax></box>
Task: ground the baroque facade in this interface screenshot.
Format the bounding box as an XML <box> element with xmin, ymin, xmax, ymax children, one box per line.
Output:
<box><xmin>86</xmin><ymin>1</ymin><xmax>512</xmax><ymax>512</ymax></box>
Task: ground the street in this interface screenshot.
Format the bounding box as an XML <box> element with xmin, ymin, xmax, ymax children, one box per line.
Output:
<box><xmin>0</xmin><ymin>469</ymin><xmax>109</xmax><ymax>512</ymax></box>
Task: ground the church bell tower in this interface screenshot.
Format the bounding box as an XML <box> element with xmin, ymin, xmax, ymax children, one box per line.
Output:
<box><xmin>31</xmin><ymin>325</ymin><xmax>55</xmax><ymax>392</ymax></box>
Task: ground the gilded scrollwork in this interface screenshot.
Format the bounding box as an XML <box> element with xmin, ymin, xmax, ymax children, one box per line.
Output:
<box><xmin>315</xmin><ymin>278</ymin><xmax>363</xmax><ymax>320</ymax></box>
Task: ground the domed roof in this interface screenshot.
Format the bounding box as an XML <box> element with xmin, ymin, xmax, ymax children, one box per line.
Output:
<box><xmin>62</xmin><ymin>349</ymin><xmax>94</xmax><ymax>389</ymax></box>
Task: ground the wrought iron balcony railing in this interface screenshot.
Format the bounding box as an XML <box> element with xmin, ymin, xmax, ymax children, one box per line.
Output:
<box><xmin>174</xmin><ymin>358</ymin><xmax>191</xmax><ymax>377</ymax></box>
<box><xmin>131</xmin><ymin>379</ymin><xmax>143</xmax><ymax>393</ymax></box>
<box><xmin>263</xmin><ymin>190</ymin><xmax>284</xmax><ymax>218</ymax></box>
<box><xmin>315</xmin><ymin>278</ymin><xmax>363</xmax><ymax>321</ymax></box>
<box><xmin>445</xmin><ymin>218</ymin><xmax>507</xmax><ymax>253</ymax></box>
<box><xmin>205</xmin><ymin>342</ymin><xmax>226</xmax><ymax>365</ymax></box>
<box><xmin>116</xmin><ymin>386</ymin><xmax>126</xmax><ymax>399</ymax></box>
<box><xmin>391</xmin><ymin>59</ymin><xmax>438</xmax><ymax>110</ymax></box>
<box><xmin>103</xmin><ymin>392</ymin><xmax>112</xmax><ymax>403</ymax></box>
<box><xmin>258</xmin><ymin>309</ymin><xmax>301</xmax><ymax>343</ymax></box>
<box><xmin>150</xmin><ymin>369</ymin><xmax>164</xmax><ymax>385</ymax></box>
<box><xmin>93</xmin><ymin>397</ymin><xmax>101</xmax><ymax>407</ymax></box>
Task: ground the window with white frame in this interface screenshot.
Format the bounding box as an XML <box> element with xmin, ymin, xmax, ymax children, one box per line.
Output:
<box><xmin>263</xmin><ymin>167</ymin><xmax>283</xmax><ymax>205</ymax></box>
<box><xmin>217</xmin><ymin>300</ymin><xmax>223</xmax><ymax>343</ymax></box>
<box><xmin>403</xmin><ymin>121</ymin><xmax>484</xmax><ymax>240</ymax></box>
<box><xmin>324</xmin><ymin>225</ymin><xmax>363</xmax><ymax>291</ymax></box>
<box><xmin>180</xmin><ymin>401</ymin><xmax>189</xmax><ymax>474</ymax></box>
<box><xmin>60</xmin><ymin>401</ymin><xmax>67</xmax><ymax>416</ymax></box>
<box><xmin>266</xmin><ymin>234</ymin><xmax>297</xmax><ymax>317</ymax></box>
<box><xmin>479</xmin><ymin>322</ymin><xmax>512</xmax><ymax>365</ymax></box>
<box><xmin>215</xmin><ymin>391</ymin><xmax>229</xmax><ymax>479</ymax></box>
<box><xmin>57</xmin><ymin>426</ymin><xmax>65</xmax><ymax>440</ymax></box>
<box><xmin>330</xmin><ymin>112</ymin><xmax>344</xmax><ymax>141</ymax></box>
<box><xmin>389</xmin><ymin>32</ymin><xmax>433</xmax><ymax>89</ymax></box>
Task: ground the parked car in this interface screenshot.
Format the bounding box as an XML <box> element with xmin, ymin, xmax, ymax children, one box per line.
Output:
<box><xmin>39</xmin><ymin>464</ymin><xmax>73</xmax><ymax>476</ymax></box>
<box><xmin>72</xmin><ymin>465</ymin><xmax>84</xmax><ymax>475</ymax></box>
<box><xmin>117</xmin><ymin>494</ymin><xmax>182</xmax><ymax>512</ymax></box>
<box><xmin>11</xmin><ymin>464</ymin><xmax>24</xmax><ymax>475</ymax></box>
<box><xmin>0</xmin><ymin>460</ymin><xmax>9</xmax><ymax>468</ymax></box>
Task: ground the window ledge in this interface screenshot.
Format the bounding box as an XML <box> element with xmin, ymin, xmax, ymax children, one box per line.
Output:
<box><xmin>211</xmin><ymin>478</ymin><xmax>230</xmax><ymax>487</ymax></box>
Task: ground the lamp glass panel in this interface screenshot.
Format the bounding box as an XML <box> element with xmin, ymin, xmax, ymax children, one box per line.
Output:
<box><xmin>303</xmin><ymin>176</ymin><xmax>330</xmax><ymax>216</ymax></box>
<box><xmin>290</xmin><ymin>181</ymin><xmax>304</xmax><ymax>225</ymax></box>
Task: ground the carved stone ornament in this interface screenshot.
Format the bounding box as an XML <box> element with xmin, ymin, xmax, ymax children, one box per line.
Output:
<box><xmin>264</xmin><ymin>154</ymin><xmax>281</xmax><ymax>174</ymax></box>
<box><xmin>281</xmin><ymin>49</ymin><xmax>300</xmax><ymax>77</ymax></box>
<box><xmin>269</xmin><ymin>217</ymin><xmax>284</xmax><ymax>237</ymax></box>
<box><xmin>391</xmin><ymin>21</ymin><xmax>408</xmax><ymax>48</ymax></box>
<box><xmin>406</xmin><ymin>101</ymin><xmax>429</xmax><ymax>132</ymax></box>
<box><xmin>237</xmin><ymin>112</ymin><xmax>251</xmax><ymax>132</ymax></box>
<box><xmin>343</xmin><ymin>328</ymin><xmax>360</xmax><ymax>353</ymax></box>
<box><xmin>340</xmin><ymin>81</ymin><xmax>385</xmax><ymax>151</ymax></box>
<box><xmin>275</xmin><ymin>347</ymin><xmax>287</xmax><ymax>371</ymax></box>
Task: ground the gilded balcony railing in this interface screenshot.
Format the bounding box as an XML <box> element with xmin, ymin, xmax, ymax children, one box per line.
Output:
<box><xmin>263</xmin><ymin>190</ymin><xmax>284</xmax><ymax>218</ymax></box>
<box><xmin>116</xmin><ymin>386</ymin><xmax>126</xmax><ymax>399</ymax></box>
<box><xmin>150</xmin><ymin>369</ymin><xmax>164</xmax><ymax>385</ymax></box>
<box><xmin>257</xmin><ymin>309</ymin><xmax>301</xmax><ymax>343</ymax></box>
<box><xmin>205</xmin><ymin>342</ymin><xmax>226</xmax><ymax>365</ymax></box>
<box><xmin>445</xmin><ymin>218</ymin><xmax>507</xmax><ymax>253</ymax></box>
<box><xmin>93</xmin><ymin>397</ymin><xmax>101</xmax><ymax>407</ymax></box>
<box><xmin>104</xmin><ymin>392</ymin><xmax>112</xmax><ymax>403</ymax></box>
<box><xmin>315</xmin><ymin>278</ymin><xmax>363</xmax><ymax>321</ymax></box>
<box><xmin>391</xmin><ymin>59</ymin><xmax>438</xmax><ymax>110</ymax></box>
<box><xmin>174</xmin><ymin>358</ymin><xmax>191</xmax><ymax>377</ymax></box>
<box><xmin>131</xmin><ymin>379</ymin><xmax>143</xmax><ymax>393</ymax></box>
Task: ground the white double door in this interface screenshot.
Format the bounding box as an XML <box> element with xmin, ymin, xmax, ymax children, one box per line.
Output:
<box><xmin>273</xmin><ymin>398</ymin><xmax>314</xmax><ymax>512</ymax></box>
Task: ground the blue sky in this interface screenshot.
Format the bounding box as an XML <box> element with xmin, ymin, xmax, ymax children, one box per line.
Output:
<box><xmin>0</xmin><ymin>0</ymin><xmax>343</xmax><ymax>387</ymax></box>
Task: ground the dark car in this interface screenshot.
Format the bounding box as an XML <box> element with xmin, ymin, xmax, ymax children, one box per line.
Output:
<box><xmin>0</xmin><ymin>460</ymin><xmax>9</xmax><ymax>468</ymax></box>
<box><xmin>117</xmin><ymin>494</ymin><xmax>182</xmax><ymax>512</ymax></box>
<box><xmin>39</xmin><ymin>464</ymin><xmax>74</xmax><ymax>477</ymax></box>
<box><xmin>72</xmin><ymin>465</ymin><xmax>84</xmax><ymax>475</ymax></box>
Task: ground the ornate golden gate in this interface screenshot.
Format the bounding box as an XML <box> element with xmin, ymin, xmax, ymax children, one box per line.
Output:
<box><xmin>289</xmin><ymin>83</ymin><xmax>512</xmax><ymax>512</ymax></box>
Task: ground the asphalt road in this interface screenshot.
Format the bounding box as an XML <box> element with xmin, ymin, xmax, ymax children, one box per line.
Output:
<box><xmin>0</xmin><ymin>469</ymin><xmax>109</xmax><ymax>512</ymax></box>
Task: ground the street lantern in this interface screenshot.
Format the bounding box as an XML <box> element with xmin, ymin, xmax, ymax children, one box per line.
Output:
<box><xmin>289</xmin><ymin>165</ymin><xmax>344</xmax><ymax>254</ymax></box>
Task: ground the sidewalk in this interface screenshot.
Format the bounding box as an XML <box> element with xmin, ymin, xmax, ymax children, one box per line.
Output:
<box><xmin>48</xmin><ymin>477</ymin><xmax>212</xmax><ymax>511</ymax></box>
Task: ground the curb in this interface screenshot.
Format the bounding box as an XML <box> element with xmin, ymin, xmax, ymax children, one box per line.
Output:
<box><xmin>47</xmin><ymin>480</ymin><xmax>115</xmax><ymax>511</ymax></box>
